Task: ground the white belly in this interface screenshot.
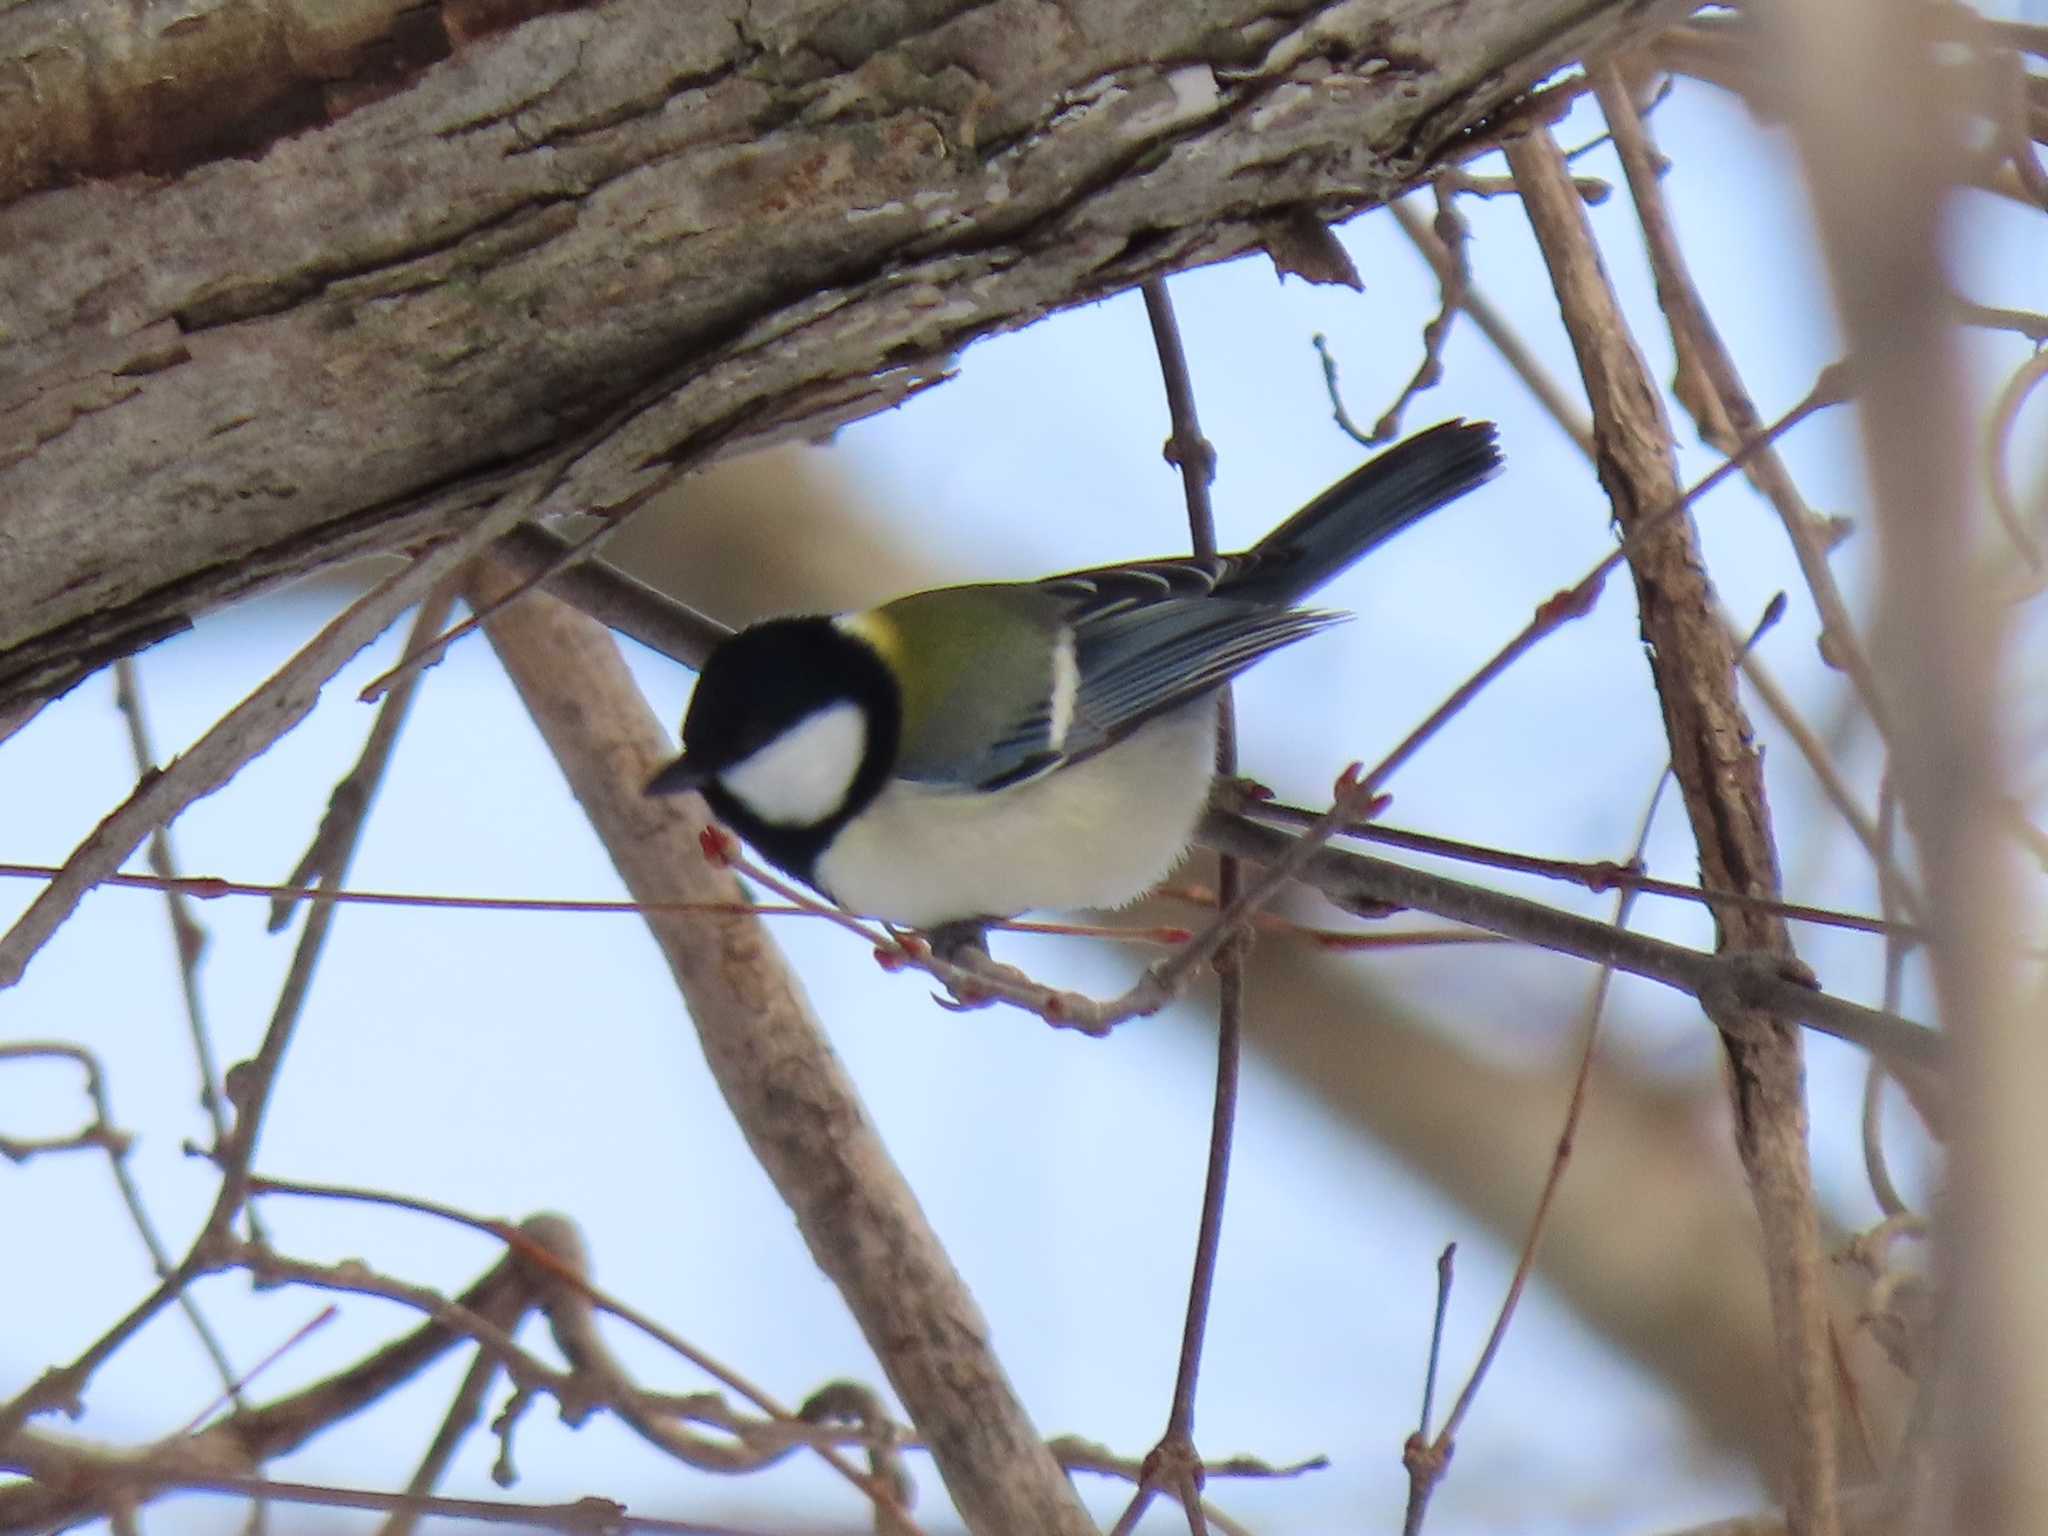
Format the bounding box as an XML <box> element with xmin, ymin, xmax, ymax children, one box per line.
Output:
<box><xmin>814</xmin><ymin>703</ymin><xmax>1218</xmax><ymax>928</ymax></box>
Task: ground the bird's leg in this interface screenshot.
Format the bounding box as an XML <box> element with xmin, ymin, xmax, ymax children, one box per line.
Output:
<box><xmin>1214</xmin><ymin>773</ymin><xmax>1276</xmax><ymax>813</ymax></box>
<box><xmin>918</xmin><ymin>918</ymin><xmax>1057</xmax><ymax>1013</ymax></box>
<box><xmin>923</xmin><ymin>918</ymin><xmax>994</xmax><ymax>967</ymax></box>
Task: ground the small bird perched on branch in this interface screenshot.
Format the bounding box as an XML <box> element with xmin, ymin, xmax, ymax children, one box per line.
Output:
<box><xmin>647</xmin><ymin>420</ymin><xmax>1501</xmax><ymax>945</ymax></box>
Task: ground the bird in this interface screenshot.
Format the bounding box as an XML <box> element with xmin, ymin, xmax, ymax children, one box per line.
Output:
<box><xmin>645</xmin><ymin>419</ymin><xmax>1501</xmax><ymax>946</ymax></box>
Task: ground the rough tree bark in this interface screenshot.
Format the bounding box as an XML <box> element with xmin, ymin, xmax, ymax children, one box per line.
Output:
<box><xmin>1</xmin><ymin>0</ymin><xmax>1683</xmax><ymax>717</ymax></box>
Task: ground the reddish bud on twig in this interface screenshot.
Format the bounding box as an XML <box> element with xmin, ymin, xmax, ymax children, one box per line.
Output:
<box><xmin>1534</xmin><ymin>580</ymin><xmax>1602</xmax><ymax>630</ymax></box>
<box><xmin>698</xmin><ymin>825</ymin><xmax>737</xmax><ymax>867</ymax></box>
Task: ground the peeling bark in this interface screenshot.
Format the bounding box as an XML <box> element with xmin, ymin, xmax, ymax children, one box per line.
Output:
<box><xmin>1</xmin><ymin>0</ymin><xmax>1681</xmax><ymax>716</ymax></box>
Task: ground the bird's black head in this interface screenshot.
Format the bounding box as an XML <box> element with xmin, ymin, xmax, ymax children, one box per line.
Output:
<box><xmin>645</xmin><ymin>616</ymin><xmax>900</xmax><ymax>880</ymax></box>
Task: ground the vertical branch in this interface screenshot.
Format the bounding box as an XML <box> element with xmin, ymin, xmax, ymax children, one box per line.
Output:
<box><xmin>204</xmin><ymin>584</ymin><xmax>458</xmax><ymax>1237</ymax></box>
<box><xmin>1763</xmin><ymin>3</ymin><xmax>2042</xmax><ymax>1532</ymax></box>
<box><xmin>1593</xmin><ymin>64</ymin><xmax>1892</xmax><ymax>730</ymax></box>
<box><xmin>103</xmin><ymin>661</ymin><xmax>247</xmax><ymax>1397</ymax></box>
<box><xmin>1503</xmin><ymin>124</ymin><xmax>1839</xmax><ymax>1536</ymax></box>
<box><xmin>465</xmin><ymin>558</ymin><xmax>1096</xmax><ymax>1536</ymax></box>
<box><xmin>1387</xmin><ymin>198</ymin><xmax>1597</xmax><ymax>456</ymax></box>
<box><xmin>1124</xmin><ymin>275</ymin><xmax>1242</xmax><ymax>1536</ymax></box>
<box><xmin>110</xmin><ymin>658</ymin><xmax>231</xmax><ymax>1145</ymax></box>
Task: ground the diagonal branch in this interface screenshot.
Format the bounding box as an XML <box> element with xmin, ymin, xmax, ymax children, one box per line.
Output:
<box><xmin>465</xmin><ymin>555</ymin><xmax>1096</xmax><ymax>1536</ymax></box>
<box><xmin>1503</xmin><ymin>120</ymin><xmax>1839</xmax><ymax>1536</ymax></box>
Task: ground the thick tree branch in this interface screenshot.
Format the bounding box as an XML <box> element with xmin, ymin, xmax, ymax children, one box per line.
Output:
<box><xmin>465</xmin><ymin>556</ymin><xmax>1095</xmax><ymax>1536</ymax></box>
<box><xmin>1504</xmin><ymin>122</ymin><xmax>1838</xmax><ymax>1535</ymax></box>
<box><xmin>0</xmin><ymin>0</ymin><xmax>1686</xmax><ymax>718</ymax></box>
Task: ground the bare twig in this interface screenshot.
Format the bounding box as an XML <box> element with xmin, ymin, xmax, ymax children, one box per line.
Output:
<box><xmin>1</xmin><ymin>1205</ymin><xmax>924</xmax><ymax>1535</ymax></box>
<box><xmin>496</xmin><ymin>523</ymin><xmax>729</xmax><ymax>670</ymax></box>
<box><xmin>1119</xmin><ymin>273</ymin><xmax>1244</xmax><ymax>1536</ymax></box>
<box><xmin>380</xmin><ymin>1348</ymin><xmax>500</xmax><ymax>1536</ymax></box>
<box><xmin>1387</xmin><ymin>197</ymin><xmax>1597</xmax><ymax>456</ymax></box>
<box><xmin>110</xmin><ymin>658</ymin><xmax>231</xmax><ymax>1144</ymax></box>
<box><xmin>243</xmin><ymin>1176</ymin><xmax>903</xmax><ymax>1510</ymax></box>
<box><xmin>1724</xmin><ymin>622</ymin><xmax>1926</xmax><ymax>924</ymax></box>
<box><xmin>1403</xmin><ymin>755</ymin><xmax>1676</xmax><ymax>1532</ymax></box>
<box><xmin>1592</xmin><ymin>65</ymin><xmax>1739</xmax><ymax>454</ymax></box>
<box><xmin>0</xmin><ymin>1042</ymin><xmax>241</xmax><ymax>1405</ymax></box>
<box><xmin>1200</xmin><ymin>809</ymin><xmax>1937</xmax><ymax>1070</ymax></box>
<box><xmin>4</xmin><ymin>1463</ymin><xmax>771</xmax><ymax>1536</ymax></box>
<box><xmin>0</xmin><ymin>1217</ymin><xmax>551</xmax><ymax>1531</ymax></box>
<box><xmin>1986</xmin><ymin>348</ymin><xmax>2048</xmax><ymax>584</ymax></box>
<box><xmin>1397</xmin><ymin>1242</ymin><xmax>1458</xmax><ymax>1535</ymax></box>
<box><xmin>1369</xmin><ymin>181</ymin><xmax>1469</xmax><ymax>444</ymax></box>
<box><xmin>1862</xmin><ymin>781</ymin><xmax>1915</xmax><ymax>1222</ymax></box>
<box><xmin>359</xmin><ymin>470</ymin><xmax>694</xmax><ymax>704</ymax></box>
<box><xmin>200</xmin><ymin>585</ymin><xmax>471</xmax><ymax>1253</ymax></box>
<box><xmin>270</xmin><ymin>581</ymin><xmax>459</xmax><ymax>930</ymax></box>
<box><xmin>0</xmin><ymin>443</ymin><xmax>587</xmax><ymax>992</ymax></box>
<box><xmin>710</xmin><ymin>808</ymin><xmax>1944</xmax><ymax>1071</ymax></box>
<box><xmin>1254</xmin><ymin>807</ymin><xmax>1921</xmax><ymax>941</ymax></box>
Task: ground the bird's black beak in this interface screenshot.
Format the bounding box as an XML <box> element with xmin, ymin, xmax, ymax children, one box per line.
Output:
<box><xmin>645</xmin><ymin>754</ymin><xmax>709</xmax><ymax>797</ymax></box>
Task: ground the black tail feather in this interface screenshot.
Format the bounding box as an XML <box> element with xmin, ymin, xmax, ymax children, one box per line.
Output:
<box><xmin>1221</xmin><ymin>420</ymin><xmax>1502</xmax><ymax>606</ymax></box>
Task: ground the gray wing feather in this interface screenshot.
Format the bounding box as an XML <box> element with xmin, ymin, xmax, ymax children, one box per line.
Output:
<box><xmin>1062</xmin><ymin>599</ymin><xmax>1342</xmax><ymax>758</ymax></box>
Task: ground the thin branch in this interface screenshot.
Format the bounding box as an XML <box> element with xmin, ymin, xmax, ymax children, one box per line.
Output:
<box><xmin>199</xmin><ymin>585</ymin><xmax>466</xmax><ymax>1255</ymax></box>
<box><xmin>1398</xmin><ymin>1241</ymin><xmax>1457</xmax><ymax>1535</ymax></box>
<box><xmin>1367</xmin><ymin>181</ymin><xmax>1469</xmax><ymax>445</ymax></box>
<box><xmin>1387</xmin><ymin>197</ymin><xmax>1597</xmax><ymax>456</ymax></box>
<box><xmin>1198</xmin><ymin>809</ymin><xmax>1939</xmax><ymax>1069</ymax></box>
<box><xmin>243</xmin><ymin>1176</ymin><xmax>901</xmax><ymax>1510</ymax></box>
<box><xmin>0</xmin><ymin>1217</ymin><xmax>549</xmax><ymax>1531</ymax></box>
<box><xmin>0</xmin><ymin>443</ymin><xmax>588</xmax><ymax>992</ymax></box>
<box><xmin>0</xmin><ymin>1039</ymin><xmax>242</xmax><ymax>1407</ymax></box>
<box><xmin>14</xmin><ymin>1467</ymin><xmax>772</xmax><ymax>1536</ymax></box>
<box><xmin>1127</xmin><ymin>273</ymin><xmax>1241</xmax><ymax>1536</ymax></box>
<box><xmin>269</xmin><ymin>581</ymin><xmax>459</xmax><ymax>930</ymax></box>
<box><xmin>1986</xmin><ymin>347</ymin><xmax>2048</xmax><ymax>586</ymax></box>
<box><xmin>1597</xmin><ymin>62</ymin><xmax>1894</xmax><ymax>738</ymax></box>
<box><xmin>1405</xmin><ymin>749</ymin><xmax>1681</xmax><ymax>1533</ymax></box>
<box><xmin>1863</xmin><ymin>778</ymin><xmax>1915</xmax><ymax>1222</ymax></box>
<box><xmin>379</xmin><ymin>1347</ymin><xmax>499</xmax><ymax>1536</ymax></box>
<box><xmin>496</xmin><ymin>523</ymin><xmax>729</xmax><ymax>670</ymax></box>
<box><xmin>4</xmin><ymin>811</ymin><xmax>1946</xmax><ymax>947</ymax></box>
<box><xmin>110</xmin><ymin>658</ymin><xmax>231</xmax><ymax>1145</ymax></box>
<box><xmin>716</xmin><ymin>812</ymin><xmax>1946</xmax><ymax>1077</ymax></box>
<box><xmin>1253</xmin><ymin>807</ymin><xmax>1922</xmax><ymax>942</ymax></box>
<box><xmin>358</xmin><ymin>469</ymin><xmax>700</xmax><ymax>704</ymax></box>
<box><xmin>1363</xmin><ymin>369</ymin><xmax>1846</xmax><ymax>800</ymax></box>
<box><xmin>1723</xmin><ymin>622</ymin><xmax>1926</xmax><ymax>925</ymax></box>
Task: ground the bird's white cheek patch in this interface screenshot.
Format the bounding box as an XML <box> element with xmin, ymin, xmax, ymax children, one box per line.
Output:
<box><xmin>718</xmin><ymin>701</ymin><xmax>868</xmax><ymax>827</ymax></box>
